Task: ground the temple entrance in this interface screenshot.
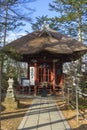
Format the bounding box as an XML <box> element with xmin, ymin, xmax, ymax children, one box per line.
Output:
<box><xmin>36</xmin><ymin>63</ymin><xmax>53</xmax><ymax>95</ymax></box>
<box><xmin>29</xmin><ymin>59</ymin><xmax>63</xmax><ymax>95</ymax></box>
<box><xmin>38</xmin><ymin>63</ymin><xmax>51</xmax><ymax>83</ymax></box>
<box><xmin>16</xmin><ymin>59</ymin><xmax>63</xmax><ymax>95</ymax></box>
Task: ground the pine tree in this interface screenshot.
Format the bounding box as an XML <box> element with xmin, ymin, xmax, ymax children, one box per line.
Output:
<box><xmin>49</xmin><ymin>0</ymin><xmax>87</xmax><ymax>74</ymax></box>
<box><xmin>49</xmin><ymin>0</ymin><xmax>87</xmax><ymax>40</ymax></box>
<box><xmin>31</xmin><ymin>15</ymin><xmax>61</xmax><ymax>31</ymax></box>
<box><xmin>0</xmin><ymin>0</ymin><xmax>35</xmax><ymax>46</ymax></box>
<box><xmin>0</xmin><ymin>0</ymin><xmax>36</xmax><ymax>91</ymax></box>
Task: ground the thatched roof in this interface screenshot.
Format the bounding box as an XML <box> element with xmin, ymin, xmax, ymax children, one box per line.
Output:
<box><xmin>2</xmin><ymin>27</ymin><xmax>87</xmax><ymax>62</ymax></box>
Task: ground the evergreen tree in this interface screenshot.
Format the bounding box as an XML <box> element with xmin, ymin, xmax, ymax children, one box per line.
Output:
<box><xmin>0</xmin><ymin>0</ymin><xmax>36</xmax><ymax>89</ymax></box>
<box><xmin>49</xmin><ymin>0</ymin><xmax>87</xmax><ymax>74</ymax></box>
<box><xmin>0</xmin><ymin>0</ymin><xmax>35</xmax><ymax>46</ymax></box>
<box><xmin>49</xmin><ymin>0</ymin><xmax>87</xmax><ymax>40</ymax></box>
<box><xmin>31</xmin><ymin>15</ymin><xmax>61</xmax><ymax>31</ymax></box>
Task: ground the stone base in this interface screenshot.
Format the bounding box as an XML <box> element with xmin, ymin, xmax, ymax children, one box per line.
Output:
<box><xmin>3</xmin><ymin>99</ymin><xmax>19</xmax><ymax>109</ymax></box>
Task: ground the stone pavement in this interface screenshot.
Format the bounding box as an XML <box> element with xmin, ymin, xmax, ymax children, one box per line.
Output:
<box><xmin>18</xmin><ymin>96</ymin><xmax>71</xmax><ymax>130</ymax></box>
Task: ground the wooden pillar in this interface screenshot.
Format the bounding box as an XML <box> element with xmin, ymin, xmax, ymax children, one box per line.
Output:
<box><xmin>34</xmin><ymin>85</ymin><xmax>37</xmax><ymax>96</ymax></box>
<box><xmin>34</xmin><ymin>63</ymin><xmax>37</xmax><ymax>82</ymax></box>
<box><xmin>43</xmin><ymin>65</ymin><xmax>46</xmax><ymax>82</ymax></box>
<box><xmin>41</xmin><ymin>67</ymin><xmax>43</xmax><ymax>82</ymax></box>
<box><xmin>53</xmin><ymin>59</ymin><xmax>57</xmax><ymax>94</ymax></box>
<box><xmin>58</xmin><ymin>63</ymin><xmax>63</xmax><ymax>94</ymax></box>
<box><xmin>53</xmin><ymin>60</ymin><xmax>56</xmax><ymax>90</ymax></box>
<box><xmin>27</xmin><ymin>63</ymin><xmax>30</xmax><ymax>79</ymax></box>
<box><xmin>48</xmin><ymin>68</ymin><xmax>49</xmax><ymax>82</ymax></box>
<box><xmin>34</xmin><ymin>62</ymin><xmax>37</xmax><ymax>96</ymax></box>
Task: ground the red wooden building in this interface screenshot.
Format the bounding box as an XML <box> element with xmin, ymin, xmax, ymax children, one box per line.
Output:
<box><xmin>3</xmin><ymin>25</ymin><xmax>87</xmax><ymax>95</ymax></box>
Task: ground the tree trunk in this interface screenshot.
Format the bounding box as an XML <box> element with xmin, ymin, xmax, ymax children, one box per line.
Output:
<box><xmin>78</xmin><ymin>9</ymin><xmax>83</xmax><ymax>73</ymax></box>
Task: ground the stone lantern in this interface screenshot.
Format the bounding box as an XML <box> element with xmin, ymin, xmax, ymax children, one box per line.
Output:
<box><xmin>3</xmin><ymin>78</ymin><xmax>19</xmax><ymax>108</ymax></box>
<box><xmin>5</xmin><ymin>78</ymin><xmax>15</xmax><ymax>100</ymax></box>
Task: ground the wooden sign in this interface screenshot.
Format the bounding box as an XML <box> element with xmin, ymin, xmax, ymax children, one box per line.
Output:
<box><xmin>30</xmin><ymin>67</ymin><xmax>35</xmax><ymax>85</ymax></box>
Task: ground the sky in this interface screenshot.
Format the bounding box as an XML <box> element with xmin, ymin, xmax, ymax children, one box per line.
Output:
<box><xmin>28</xmin><ymin>0</ymin><xmax>57</xmax><ymax>20</ymax></box>
<box><xmin>22</xmin><ymin>0</ymin><xmax>58</xmax><ymax>32</ymax></box>
<box><xmin>9</xmin><ymin>0</ymin><xmax>58</xmax><ymax>41</ymax></box>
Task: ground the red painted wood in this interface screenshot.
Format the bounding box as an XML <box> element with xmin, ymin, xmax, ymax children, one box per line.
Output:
<box><xmin>43</xmin><ymin>66</ymin><xmax>46</xmax><ymax>82</ymax></box>
<box><xmin>48</xmin><ymin>68</ymin><xmax>49</xmax><ymax>82</ymax></box>
<box><xmin>53</xmin><ymin>61</ymin><xmax>56</xmax><ymax>90</ymax></box>
<box><xmin>34</xmin><ymin>63</ymin><xmax>37</xmax><ymax>83</ymax></box>
<box><xmin>27</xmin><ymin>63</ymin><xmax>30</xmax><ymax>79</ymax></box>
<box><xmin>27</xmin><ymin>59</ymin><xmax>63</xmax><ymax>94</ymax></box>
<box><xmin>40</xmin><ymin>68</ymin><xmax>42</xmax><ymax>82</ymax></box>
